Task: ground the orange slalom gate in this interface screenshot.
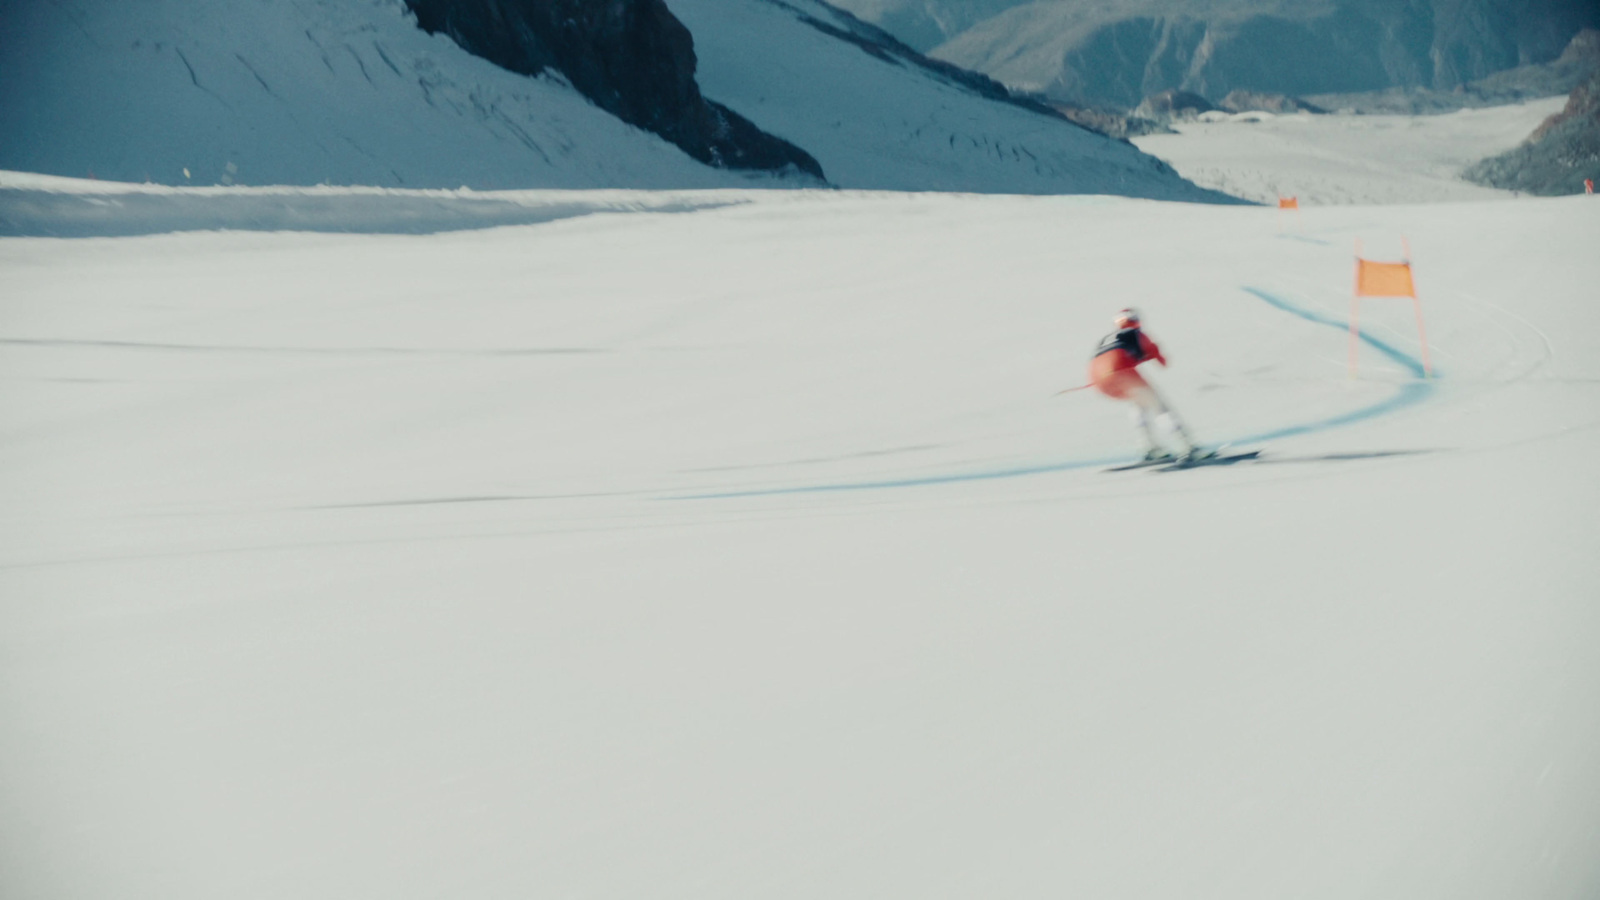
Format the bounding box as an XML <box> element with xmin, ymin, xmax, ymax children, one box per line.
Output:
<box><xmin>1351</xmin><ymin>238</ymin><xmax>1432</xmax><ymax>378</ymax></box>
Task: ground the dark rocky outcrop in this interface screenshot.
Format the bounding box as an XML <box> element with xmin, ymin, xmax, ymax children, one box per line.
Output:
<box><xmin>1464</xmin><ymin>68</ymin><xmax>1600</xmax><ymax>195</ymax></box>
<box><xmin>404</xmin><ymin>0</ymin><xmax>823</xmax><ymax>178</ymax></box>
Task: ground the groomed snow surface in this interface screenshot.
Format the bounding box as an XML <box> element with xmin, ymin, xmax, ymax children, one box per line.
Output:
<box><xmin>3</xmin><ymin>181</ymin><xmax>1599</xmax><ymax>899</ymax></box>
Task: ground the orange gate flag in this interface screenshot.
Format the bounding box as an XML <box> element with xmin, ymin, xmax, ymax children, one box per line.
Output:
<box><xmin>1278</xmin><ymin>196</ymin><xmax>1299</xmax><ymax>209</ymax></box>
<box><xmin>1351</xmin><ymin>239</ymin><xmax>1432</xmax><ymax>378</ymax></box>
<box><xmin>1355</xmin><ymin>258</ymin><xmax>1415</xmax><ymax>298</ymax></box>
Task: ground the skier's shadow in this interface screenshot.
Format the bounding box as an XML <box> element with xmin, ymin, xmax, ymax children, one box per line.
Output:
<box><xmin>1252</xmin><ymin>449</ymin><xmax>1438</xmax><ymax>465</ymax></box>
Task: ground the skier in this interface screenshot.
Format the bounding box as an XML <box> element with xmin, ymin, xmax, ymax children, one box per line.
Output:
<box><xmin>1089</xmin><ymin>307</ymin><xmax>1199</xmax><ymax>461</ymax></box>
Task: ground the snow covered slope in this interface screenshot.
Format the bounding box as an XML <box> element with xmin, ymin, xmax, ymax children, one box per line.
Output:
<box><xmin>3</xmin><ymin>181</ymin><xmax>1599</xmax><ymax>899</ymax></box>
<box><xmin>658</xmin><ymin>0</ymin><xmax>1232</xmax><ymax>199</ymax></box>
<box><xmin>0</xmin><ymin>0</ymin><xmax>760</xmax><ymax>189</ymax></box>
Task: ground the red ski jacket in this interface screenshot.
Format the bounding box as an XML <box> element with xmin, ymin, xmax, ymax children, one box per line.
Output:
<box><xmin>1089</xmin><ymin>327</ymin><xmax>1166</xmax><ymax>399</ymax></box>
<box><xmin>1092</xmin><ymin>327</ymin><xmax>1166</xmax><ymax>370</ymax></box>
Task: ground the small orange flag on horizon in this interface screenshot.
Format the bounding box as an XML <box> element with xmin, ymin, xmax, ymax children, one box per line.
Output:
<box><xmin>1278</xmin><ymin>196</ymin><xmax>1299</xmax><ymax>209</ymax></box>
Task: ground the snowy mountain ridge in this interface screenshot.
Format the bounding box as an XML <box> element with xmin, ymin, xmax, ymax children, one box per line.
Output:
<box><xmin>0</xmin><ymin>0</ymin><xmax>1229</xmax><ymax>199</ymax></box>
<box><xmin>663</xmin><ymin>0</ymin><xmax>1232</xmax><ymax>199</ymax></box>
<box><xmin>402</xmin><ymin>0</ymin><xmax>824</xmax><ymax>178</ymax></box>
<box><xmin>0</xmin><ymin>0</ymin><xmax>747</xmax><ymax>190</ymax></box>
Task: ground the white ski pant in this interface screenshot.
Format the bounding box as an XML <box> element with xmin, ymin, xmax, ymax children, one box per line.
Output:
<box><xmin>1126</xmin><ymin>384</ymin><xmax>1194</xmax><ymax>454</ymax></box>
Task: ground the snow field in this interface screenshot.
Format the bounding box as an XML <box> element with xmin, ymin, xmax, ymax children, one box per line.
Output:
<box><xmin>1131</xmin><ymin>97</ymin><xmax>1571</xmax><ymax>205</ymax></box>
<box><xmin>2</xmin><ymin>187</ymin><xmax>1599</xmax><ymax>899</ymax></box>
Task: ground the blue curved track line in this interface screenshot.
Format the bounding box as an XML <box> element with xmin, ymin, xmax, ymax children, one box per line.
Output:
<box><xmin>1242</xmin><ymin>287</ymin><xmax>1430</xmax><ymax>378</ymax></box>
<box><xmin>672</xmin><ymin>288</ymin><xmax>1436</xmax><ymax>500</ymax></box>
<box><xmin>1233</xmin><ymin>287</ymin><xmax>1437</xmax><ymax>444</ymax></box>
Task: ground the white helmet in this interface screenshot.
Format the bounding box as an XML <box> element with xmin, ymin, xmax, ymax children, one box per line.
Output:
<box><xmin>1114</xmin><ymin>307</ymin><xmax>1141</xmax><ymax>328</ymax></box>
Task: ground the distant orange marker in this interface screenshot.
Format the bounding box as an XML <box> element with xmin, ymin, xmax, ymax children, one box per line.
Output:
<box><xmin>1276</xmin><ymin>195</ymin><xmax>1302</xmax><ymax>233</ymax></box>
<box><xmin>1587</xmin><ymin>178</ymin><xmax>1594</xmax><ymax>195</ymax></box>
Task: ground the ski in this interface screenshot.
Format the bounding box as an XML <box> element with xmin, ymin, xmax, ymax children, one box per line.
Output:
<box><xmin>1104</xmin><ymin>447</ymin><xmax>1262</xmax><ymax>473</ymax></box>
<box><xmin>1105</xmin><ymin>454</ymin><xmax>1181</xmax><ymax>472</ymax></box>
<box><xmin>1153</xmin><ymin>450</ymin><xmax>1262</xmax><ymax>471</ymax></box>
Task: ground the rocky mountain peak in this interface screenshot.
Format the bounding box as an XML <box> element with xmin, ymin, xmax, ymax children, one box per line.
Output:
<box><xmin>404</xmin><ymin>0</ymin><xmax>824</xmax><ymax>178</ymax></box>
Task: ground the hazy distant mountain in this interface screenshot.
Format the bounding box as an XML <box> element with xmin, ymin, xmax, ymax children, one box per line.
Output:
<box><xmin>832</xmin><ymin>0</ymin><xmax>1600</xmax><ymax>108</ymax></box>
<box><xmin>1466</xmin><ymin>59</ymin><xmax>1600</xmax><ymax>195</ymax></box>
<box><xmin>817</xmin><ymin>0</ymin><xmax>1024</xmax><ymax>52</ymax></box>
<box><xmin>1307</xmin><ymin>26</ymin><xmax>1600</xmax><ymax>113</ymax></box>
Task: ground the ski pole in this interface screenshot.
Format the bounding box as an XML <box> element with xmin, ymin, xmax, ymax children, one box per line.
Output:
<box><xmin>1054</xmin><ymin>384</ymin><xmax>1093</xmax><ymax>396</ymax></box>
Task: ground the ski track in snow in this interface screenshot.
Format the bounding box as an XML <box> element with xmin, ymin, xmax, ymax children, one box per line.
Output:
<box><xmin>671</xmin><ymin>286</ymin><xmax>1439</xmax><ymax>499</ymax></box>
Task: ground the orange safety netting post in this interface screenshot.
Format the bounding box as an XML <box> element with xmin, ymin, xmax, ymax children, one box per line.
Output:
<box><xmin>1351</xmin><ymin>238</ymin><xmax>1432</xmax><ymax>378</ymax></box>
